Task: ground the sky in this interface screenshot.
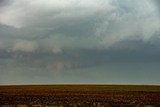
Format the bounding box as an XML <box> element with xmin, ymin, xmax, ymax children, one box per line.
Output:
<box><xmin>0</xmin><ymin>0</ymin><xmax>160</xmax><ymax>85</ymax></box>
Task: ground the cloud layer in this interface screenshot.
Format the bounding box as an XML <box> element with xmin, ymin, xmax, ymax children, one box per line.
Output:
<box><xmin>0</xmin><ymin>0</ymin><xmax>160</xmax><ymax>84</ymax></box>
<box><xmin>0</xmin><ymin>0</ymin><xmax>160</xmax><ymax>51</ymax></box>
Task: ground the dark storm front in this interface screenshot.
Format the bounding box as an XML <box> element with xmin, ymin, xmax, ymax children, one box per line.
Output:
<box><xmin>1</xmin><ymin>0</ymin><xmax>160</xmax><ymax>85</ymax></box>
<box><xmin>0</xmin><ymin>85</ymin><xmax>160</xmax><ymax>107</ymax></box>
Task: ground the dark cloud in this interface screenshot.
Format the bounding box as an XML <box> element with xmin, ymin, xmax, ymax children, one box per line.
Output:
<box><xmin>154</xmin><ymin>0</ymin><xmax>160</xmax><ymax>12</ymax></box>
<box><xmin>0</xmin><ymin>0</ymin><xmax>160</xmax><ymax>84</ymax></box>
<box><xmin>0</xmin><ymin>0</ymin><xmax>160</xmax><ymax>57</ymax></box>
<box><xmin>0</xmin><ymin>0</ymin><xmax>12</xmax><ymax>7</ymax></box>
<box><xmin>0</xmin><ymin>0</ymin><xmax>8</xmax><ymax>6</ymax></box>
<box><xmin>155</xmin><ymin>0</ymin><xmax>160</xmax><ymax>5</ymax></box>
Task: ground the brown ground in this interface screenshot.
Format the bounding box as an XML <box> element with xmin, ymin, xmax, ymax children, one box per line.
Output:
<box><xmin>0</xmin><ymin>85</ymin><xmax>160</xmax><ymax>107</ymax></box>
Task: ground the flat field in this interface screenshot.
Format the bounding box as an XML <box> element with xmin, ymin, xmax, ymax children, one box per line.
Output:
<box><xmin>0</xmin><ymin>85</ymin><xmax>160</xmax><ymax>107</ymax></box>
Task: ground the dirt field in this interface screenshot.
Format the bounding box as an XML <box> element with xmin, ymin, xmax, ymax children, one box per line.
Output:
<box><xmin>0</xmin><ymin>85</ymin><xmax>160</xmax><ymax>107</ymax></box>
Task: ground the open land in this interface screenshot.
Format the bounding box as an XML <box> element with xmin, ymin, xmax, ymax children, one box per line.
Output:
<box><xmin>0</xmin><ymin>85</ymin><xmax>160</xmax><ymax>107</ymax></box>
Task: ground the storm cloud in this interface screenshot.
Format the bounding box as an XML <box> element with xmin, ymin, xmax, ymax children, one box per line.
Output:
<box><xmin>0</xmin><ymin>0</ymin><xmax>160</xmax><ymax>84</ymax></box>
<box><xmin>0</xmin><ymin>0</ymin><xmax>160</xmax><ymax>50</ymax></box>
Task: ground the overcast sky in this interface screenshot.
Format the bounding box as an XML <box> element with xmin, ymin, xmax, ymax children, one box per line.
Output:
<box><xmin>0</xmin><ymin>0</ymin><xmax>160</xmax><ymax>85</ymax></box>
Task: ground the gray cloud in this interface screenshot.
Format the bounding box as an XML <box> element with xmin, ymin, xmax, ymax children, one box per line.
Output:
<box><xmin>0</xmin><ymin>0</ymin><xmax>159</xmax><ymax>51</ymax></box>
<box><xmin>0</xmin><ymin>0</ymin><xmax>6</xmax><ymax>6</ymax></box>
<box><xmin>12</xmin><ymin>40</ymin><xmax>38</xmax><ymax>52</ymax></box>
<box><xmin>0</xmin><ymin>0</ymin><xmax>113</xmax><ymax>28</ymax></box>
<box><xmin>1</xmin><ymin>0</ymin><xmax>160</xmax><ymax>84</ymax></box>
<box><xmin>154</xmin><ymin>0</ymin><xmax>160</xmax><ymax>10</ymax></box>
<box><xmin>0</xmin><ymin>0</ymin><xmax>160</xmax><ymax>63</ymax></box>
<box><xmin>0</xmin><ymin>0</ymin><xmax>11</xmax><ymax>6</ymax></box>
